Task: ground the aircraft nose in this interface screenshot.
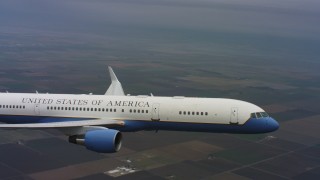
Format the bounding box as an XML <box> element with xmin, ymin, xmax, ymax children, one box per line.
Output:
<box><xmin>267</xmin><ymin>117</ymin><xmax>279</xmax><ymax>132</ymax></box>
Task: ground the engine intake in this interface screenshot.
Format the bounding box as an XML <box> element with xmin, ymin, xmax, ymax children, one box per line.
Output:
<box><xmin>69</xmin><ymin>129</ymin><xmax>122</xmax><ymax>153</ymax></box>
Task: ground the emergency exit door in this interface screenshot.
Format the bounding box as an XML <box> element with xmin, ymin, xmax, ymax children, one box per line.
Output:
<box><xmin>34</xmin><ymin>104</ymin><xmax>40</xmax><ymax>115</ymax></box>
<box><xmin>151</xmin><ymin>103</ymin><xmax>160</xmax><ymax>121</ymax></box>
<box><xmin>230</xmin><ymin>107</ymin><xmax>238</xmax><ymax>124</ymax></box>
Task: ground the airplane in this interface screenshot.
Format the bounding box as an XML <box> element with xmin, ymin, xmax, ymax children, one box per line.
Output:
<box><xmin>0</xmin><ymin>67</ymin><xmax>279</xmax><ymax>153</ymax></box>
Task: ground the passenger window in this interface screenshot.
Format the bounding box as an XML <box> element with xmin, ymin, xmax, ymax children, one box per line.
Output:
<box><xmin>201</xmin><ymin>112</ymin><xmax>203</xmax><ymax>115</ymax></box>
<box><xmin>134</xmin><ymin>109</ymin><xmax>136</xmax><ymax>113</ymax></box>
<box><xmin>98</xmin><ymin>108</ymin><xmax>101</xmax><ymax>112</ymax></box>
<box><xmin>196</xmin><ymin>112</ymin><xmax>199</xmax><ymax>115</ymax></box>
<box><xmin>205</xmin><ymin>112</ymin><xmax>208</xmax><ymax>116</ymax></box>
<box><xmin>129</xmin><ymin>109</ymin><xmax>132</xmax><ymax>113</ymax></box>
<box><xmin>114</xmin><ymin>109</ymin><xmax>116</xmax><ymax>112</ymax></box>
<box><xmin>188</xmin><ymin>112</ymin><xmax>190</xmax><ymax>115</ymax></box>
<box><xmin>179</xmin><ymin>111</ymin><xmax>182</xmax><ymax>115</ymax></box>
<box><xmin>122</xmin><ymin>109</ymin><xmax>124</xmax><ymax>112</ymax></box>
<box><xmin>146</xmin><ymin>110</ymin><xmax>148</xmax><ymax>113</ymax></box>
<box><xmin>142</xmin><ymin>110</ymin><xmax>144</xmax><ymax>113</ymax></box>
<box><xmin>192</xmin><ymin>112</ymin><xmax>195</xmax><ymax>115</ymax></box>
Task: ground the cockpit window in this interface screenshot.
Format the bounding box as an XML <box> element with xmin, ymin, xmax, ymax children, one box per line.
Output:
<box><xmin>261</xmin><ymin>112</ymin><xmax>269</xmax><ymax>117</ymax></box>
<box><xmin>251</xmin><ymin>112</ymin><xmax>269</xmax><ymax>119</ymax></box>
<box><xmin>256</xmin><ymin>112</ymin><xmax>262</xmax><ymax>118</ymax></box>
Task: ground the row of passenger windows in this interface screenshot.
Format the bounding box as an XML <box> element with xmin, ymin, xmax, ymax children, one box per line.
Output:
<box><xmin>0</xmin><ymin>105</ymin><xmax>26</xmax><ymax>109</ymax></box>
<box><xmin>46</xmin><ymin>106</ymin><xmax>149</xmax><ymax>114</ymax></box>
<box><xmin>47</xmin><ymin>106</ymin><xmax>118</xmax><ymax>112</ymax></box>
<box><xmin>0</xmin><ymin>105</ymin><xmax>208</xmax><ymax>117</ymax></box>
<box><xmin>0</xmin><ymin>104</ymin><xmax>209</xmax><ymax>117</ymax></box>
<box><xmin>179</xmin><ymin>111</ymin><xmax>208</xmax><ymax>116</ymax></box>
<box><xmin>129</xmin><ymin>109</ymin><xmax>148</xmax><ymax>113</ymax></box>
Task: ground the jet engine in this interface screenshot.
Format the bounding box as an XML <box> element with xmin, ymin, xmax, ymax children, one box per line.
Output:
<box><xmin>69</xmin><ymin>129</ymin><xmax>122</xmax><ymax>153</ymax></box>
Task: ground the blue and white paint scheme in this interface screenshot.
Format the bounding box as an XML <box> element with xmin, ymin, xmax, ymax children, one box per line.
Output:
<box><xmin>0</xmin><ymin>67</ymin><xmax>279</xmax><ymax>153</ymax></box>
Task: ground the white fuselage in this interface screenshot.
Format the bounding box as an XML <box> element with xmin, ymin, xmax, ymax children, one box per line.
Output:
<box><xmin>0</xmin><ymin>93</ymin><xmax>262</xmax><ymax>125</ymax></box>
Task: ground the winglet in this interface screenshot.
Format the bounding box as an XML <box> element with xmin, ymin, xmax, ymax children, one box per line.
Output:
<box><xmin>105</xmin><ymin>66</ymin><xmax>125</xmax><ymax>96</ymax></box>
<box><xmin>108</xmin><ymin>66</ymin><xmax>119</xmax><ymax>82</ymax></box>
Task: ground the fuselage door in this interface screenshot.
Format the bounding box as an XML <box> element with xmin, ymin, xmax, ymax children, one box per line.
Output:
<box><xmin>34</xmin><ymin>104</ymin><xmax>40</xmax><ymax>115</ymax></box>
<box><xmin>230</xmin><ymin>107</ymin><xmax>238</xmax><ymax>124</ymax></box>
<box><xmin>151</xmin><ymin>103</ymin><xmax>160</xmax><ymax>121</ymax></box>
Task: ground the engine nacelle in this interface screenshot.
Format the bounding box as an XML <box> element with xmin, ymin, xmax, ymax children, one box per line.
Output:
<box><xmin>69</xmin><ymin>129</ymin><xmax>122</xmax><ymax>153</ymax></box>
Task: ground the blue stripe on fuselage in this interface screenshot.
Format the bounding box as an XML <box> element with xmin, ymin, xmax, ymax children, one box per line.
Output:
<box><xmin>116</xmin><ymin>117</ymin><xmax>277</xmax><ymax>134</ymax></box>
<box><xmin>0</xmin><ymin>114</ymin><xmax>277</xmax><ymax>134</ymax></box>
<box><xmin>0</xmin><ymin>114</ymin><xmax>94</xmax><ymax>123</ymax></box>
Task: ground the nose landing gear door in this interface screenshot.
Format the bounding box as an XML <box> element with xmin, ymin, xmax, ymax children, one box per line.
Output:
<box><xmin>230</xmin><ymin>107</ymin><xmax>238</xmax><ymax>124</ymax></box>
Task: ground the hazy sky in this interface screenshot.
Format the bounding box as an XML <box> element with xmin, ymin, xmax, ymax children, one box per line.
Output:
<box><xmin>0</xmin><ymin>0</ymin><xmax>319</xmax><ymax>39</ymax></box>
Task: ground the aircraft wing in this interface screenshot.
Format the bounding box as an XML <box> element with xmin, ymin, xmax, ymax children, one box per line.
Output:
<box><xmin>0</xmin><ymin>119</ymin><xmax>124</xmax><ymax>129</ymax></box>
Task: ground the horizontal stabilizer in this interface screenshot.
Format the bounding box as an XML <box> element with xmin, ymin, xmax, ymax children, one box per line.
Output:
<box><xmin>105</xmin><ymin>66</ymin><xmax>125</xmax><ymax>96</ymax></box>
